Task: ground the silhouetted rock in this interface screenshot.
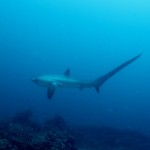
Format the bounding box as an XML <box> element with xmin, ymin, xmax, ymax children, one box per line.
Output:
<box><xmin>12</xmin><ymin>109</ymin><xmax>32</xmax><ymax>124</ymax></box>
<box><xmin>0</xmin><ymin>111</ymin><xmax>77</xmax><ymax>150</ymax></box>
<box><xmin>45</xmin><ymin>116</ymin><xmax>66</xmax><ymax>131</ymax></box>
<box><xmin>71</xmin><ymin>126</ymin><xmax>150</xmax><ymax>150</ymax></box>
<box><xmin>0</xmin><ymin>110</ymin><xmax>150</xmax><ymax>150</ymax></box>
<box><xmin>30</xmin><ymin>130</ymin><xmax>76</xmax><ymax>150</ymax></box>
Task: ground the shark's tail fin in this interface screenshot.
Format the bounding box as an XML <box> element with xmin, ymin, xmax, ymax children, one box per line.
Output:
<box><xmin>94</xmin><ymin>53</ymin><xmax>142</xmax><ymax>93</ymax></box>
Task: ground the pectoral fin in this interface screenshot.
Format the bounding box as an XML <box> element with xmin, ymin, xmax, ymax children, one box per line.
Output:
<box><xmin>47</xmin><ymin>86</ymin><xmax>56</xmax><ymax>100</ymax></box>
<box><xmin>64</xmin><ymin>68</ymin><xmax>70</xmax><ymax>76</ymax></box>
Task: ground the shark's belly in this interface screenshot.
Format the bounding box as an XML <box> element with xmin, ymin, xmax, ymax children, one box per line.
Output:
<box><xmin>56</xmin><ymin>80</ymin><xmax>92</xmax><ymax>88</ymax></box>
<box><xmin>58</xmin><ymin>83</ymin><xmax>80</xmax><ymax>88</ymax></box>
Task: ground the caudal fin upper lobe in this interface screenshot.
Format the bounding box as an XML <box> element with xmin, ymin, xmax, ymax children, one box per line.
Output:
<box><xmin>94</xmin><ymin>53</ymin><xmax>142</xmax><ymax>92</ymax></box>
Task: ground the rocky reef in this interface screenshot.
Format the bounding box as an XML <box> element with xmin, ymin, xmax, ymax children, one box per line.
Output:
<box><xmin>71</xmin><ymin>126</ymin><xmax>150</xmax><ymax>150</ymax></box>
<box><xmin>0</xmin><ymin>110</ymin><xmax>150</xmax><ymax>150</ymax></box>
<box><xmin>0</xmin><ymin>110</ymin><xmax>76</xmax><ymax>150</ymax></box>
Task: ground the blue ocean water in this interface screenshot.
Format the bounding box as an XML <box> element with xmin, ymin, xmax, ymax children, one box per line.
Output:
<box><xmin>0</xmin><ymin>0</ymin><xmax>150</xmax><ymax>136</ymax></box>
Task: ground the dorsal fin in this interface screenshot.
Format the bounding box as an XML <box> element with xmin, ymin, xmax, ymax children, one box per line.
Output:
<box><xmin>64</xmin><ymin>68</ymin><xmax>70</xmax><ymax>76</ymax></box>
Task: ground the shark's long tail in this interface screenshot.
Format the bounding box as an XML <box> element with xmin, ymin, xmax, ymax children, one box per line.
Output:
<box><xmin>94</xmin><ymin>53</ymin><xmax>142</xmax><ymax>93</ymax></box>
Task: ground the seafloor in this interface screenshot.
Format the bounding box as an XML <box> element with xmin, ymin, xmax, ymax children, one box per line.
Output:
<box><xmin>0</xmin><ymin>110</ymin><xmax>150</xmax><ymax>150</ymax></box>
